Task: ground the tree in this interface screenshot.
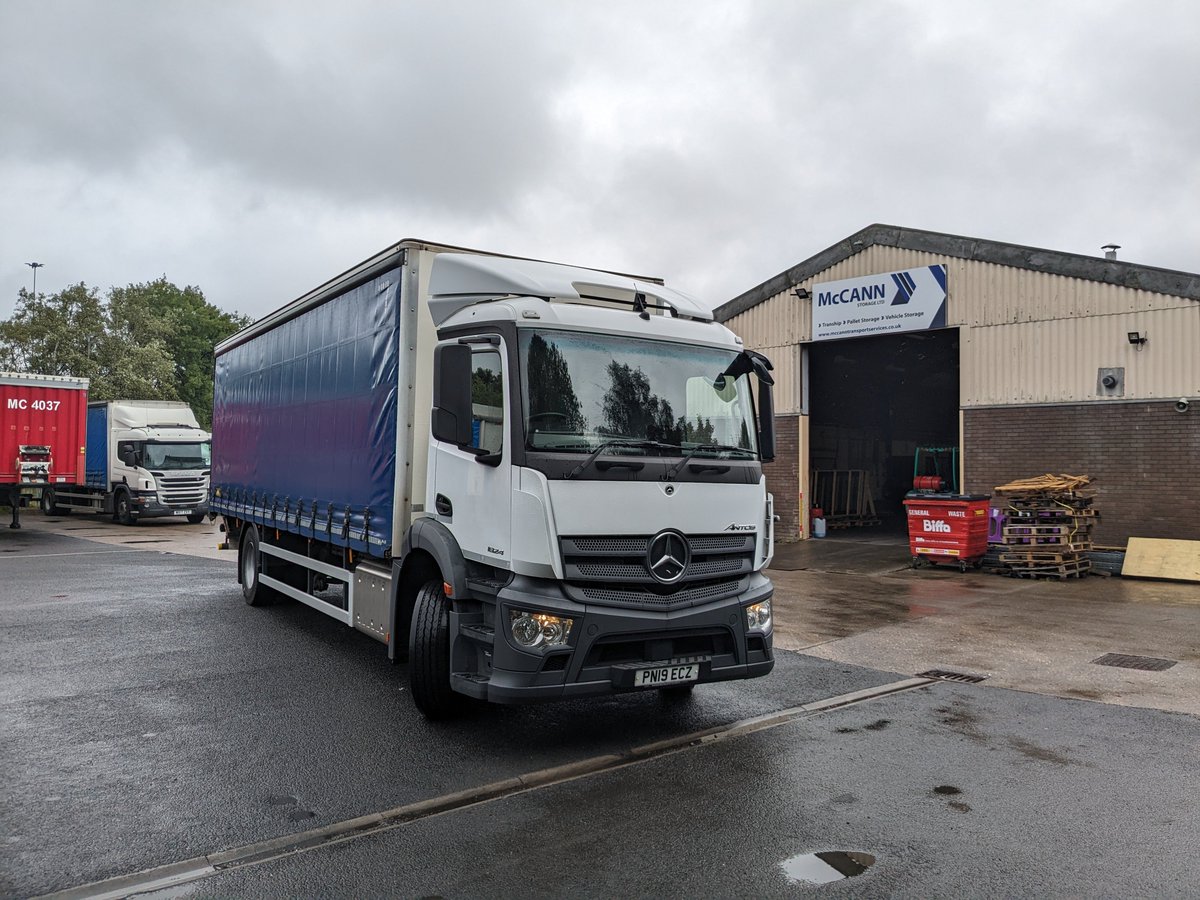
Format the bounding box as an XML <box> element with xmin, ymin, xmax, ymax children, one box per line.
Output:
<box><xmin>524</xmin><ymin>334</ymin><xmax>587</xmax><ymax>432</ymax></box>
<box><xmin>108</xmin><ymin>278</ymin><xmax>251</xmax><ymax>427</ymax></box>
<box><xmin>0</xmin><ymin>279</ymin><xmax>250</xmax><ymax>427</ymax></box>
<box><xmin>601</xmin><ymin>361</ymin><xmax>680</xmax><ymax>442</ymax></box>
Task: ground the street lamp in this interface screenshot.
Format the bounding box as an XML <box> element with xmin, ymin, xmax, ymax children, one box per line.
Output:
<box><xmin>25</xmin><ymin>261</ymin><xmax>44</xmax><ymax>300</ymax></box>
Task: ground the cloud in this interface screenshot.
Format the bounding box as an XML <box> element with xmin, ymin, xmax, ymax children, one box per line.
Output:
<box><xmin>1</xmin><ymin>0</ymin><xmax>1197</xmax><ymax>322</ymax></box>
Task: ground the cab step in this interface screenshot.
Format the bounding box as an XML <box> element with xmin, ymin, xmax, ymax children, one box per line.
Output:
<box><xmin>451</xmin><ymin>672</ymin><xmax>490</xmax><ymax>699</ymax></box>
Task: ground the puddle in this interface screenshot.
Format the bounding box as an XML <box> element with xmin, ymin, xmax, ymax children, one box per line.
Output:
<box><xmin>781</xmin><ymin>851</ymin><xmax>876</xmax><ymax>885</ymax></box>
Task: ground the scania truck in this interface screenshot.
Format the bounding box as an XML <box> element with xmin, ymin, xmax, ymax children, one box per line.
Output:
<box><xmin>1</xmin><ymin>371</ymin><xmax>89</xmax><ymax>528</ymax></box>
<box><xmin>211</xmin><ymin>241</ymin><xmax>777</xmax><ymax>717</ymax></box>
<box><xmin>42</xmin><ymin>400</ymin><xmax>211</xmax><ymax>524</ymax></box>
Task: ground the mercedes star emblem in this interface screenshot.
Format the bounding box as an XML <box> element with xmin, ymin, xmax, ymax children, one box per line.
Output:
<box><xmin>647</xmin><ymin>530</ymin><xmax>690</xmax><ymax>584</ymax></box>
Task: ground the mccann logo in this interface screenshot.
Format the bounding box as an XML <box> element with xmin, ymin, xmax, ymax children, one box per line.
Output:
<box><xmin>646</xmin><ymin>530</ymin><xmax>690</xmax><ymax>584</ymax></box>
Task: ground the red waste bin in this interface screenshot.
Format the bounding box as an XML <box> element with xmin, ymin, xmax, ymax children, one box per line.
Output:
<box><xmin>903</xmin><ymin>494</ymin><xmax>991</xmax><ymax>571</ymax></box>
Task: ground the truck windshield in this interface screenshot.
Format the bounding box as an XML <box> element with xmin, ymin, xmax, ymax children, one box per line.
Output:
<box><xmin>519</xmin><ymin>329</ymin><xmax>758</xmax><ymax>456</ymax></box>
<box><xmin>143</xmin><ymin>442</ymin><xmax>212</xmax><ymax>470</ymax></box>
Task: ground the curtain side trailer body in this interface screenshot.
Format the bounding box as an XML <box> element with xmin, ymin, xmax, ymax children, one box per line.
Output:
<box><xmin>0</xmin><ymin>371</ymin><xmax>89</xmax><ymax>527</ymax></box>
<box><xmin>212</xmin><ymin>241</ymin><xmax>779</xmax><ymax>717</ymax></box>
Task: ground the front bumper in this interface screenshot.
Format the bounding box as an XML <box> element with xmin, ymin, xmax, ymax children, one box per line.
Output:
<box><xmin>456</xmin><ymin>573</ymin><xmax>775</xmax><ymax>704</ymax></box>
<box><xmin>131</xmin><ymin>493</ymin><xmax>209</xmax><ymax>519</ymax></box>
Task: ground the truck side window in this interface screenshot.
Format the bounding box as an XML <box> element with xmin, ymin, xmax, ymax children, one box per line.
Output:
<box><xmin>471</xmin><ymin>349</ymin><xmax>504</xmax><ymax>454</ymax></box>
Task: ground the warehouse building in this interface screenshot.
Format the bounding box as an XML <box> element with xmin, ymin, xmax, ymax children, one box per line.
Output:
<box><xmin>716</xmin><ymin>224</ymin><xmax>1200</xmax><ymax>546</ymax></box>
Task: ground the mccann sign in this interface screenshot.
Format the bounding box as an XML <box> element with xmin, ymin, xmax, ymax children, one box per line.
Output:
<box><xmin>811</xmin><ymin>264</ymin><xmax>947</xmax><ymax>341</ymax></box>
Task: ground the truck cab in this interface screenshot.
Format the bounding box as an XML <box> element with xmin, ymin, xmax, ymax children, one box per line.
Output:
<box><xmin>422</xmin><ymin>264</ymin><xmax>776</xmax><ymax>705</ymax></box>
<box><xmin>111</xmin><ymin>423</ymin><xmax>211</xmax><ymax>523</ymax></box>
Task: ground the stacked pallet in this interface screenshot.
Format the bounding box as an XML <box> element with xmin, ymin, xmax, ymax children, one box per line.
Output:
<box><xmin>994</xmin><ymin>474</ymin><xmax>1096</xmax><ymax>579</ymax></box>
<box><xmin>809</xmin><ymin>469</ymin><xmax>881</xmax><ymax>528</ymax></box>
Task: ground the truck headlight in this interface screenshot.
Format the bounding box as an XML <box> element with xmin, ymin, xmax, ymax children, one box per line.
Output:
<box><xmin>745</xmin><ymin>599</ymin><xmax>772</xmax><ymax>631</ymax></box>
<box><xmin>510</xmin><ymin>610</ymin><xmax>574</xmax><ymax>649</ymax></box>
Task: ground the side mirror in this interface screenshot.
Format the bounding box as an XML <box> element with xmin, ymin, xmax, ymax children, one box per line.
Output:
<box><xmin>431</xmin><ymin>343</ymin><xmax>473</xmax><ymax>446</ymax></box>
<box><xmin>756</xmin><ymin>378</ymin><xmax>776</xmax><ymax>462</ymax></box>
<box><xmin>746</xmin><ymin>351</ymin><xmax>776</xmax><ymax>463</ymax></box>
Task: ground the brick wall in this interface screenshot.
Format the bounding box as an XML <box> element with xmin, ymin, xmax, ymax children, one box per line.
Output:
<box><xmin>766</xmin><ymin>414</ymin><xmax>801</xmax><ymax>542</ymax></box>
<box><xmin>963</xmin><ymin>401</ymin><xmax>1200</xmax><ymax>546</ymax></box>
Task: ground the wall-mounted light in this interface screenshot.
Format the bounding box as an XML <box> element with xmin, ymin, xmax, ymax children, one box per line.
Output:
<box><xmin>1127</xmin><ymin>331</ymin><xmax>1147</xmax><ymax>350</ymax></box>
<box><xmin>792</xmin><ymin>287</ymin><xmax>811</xmax><ymax>300</ymax></box>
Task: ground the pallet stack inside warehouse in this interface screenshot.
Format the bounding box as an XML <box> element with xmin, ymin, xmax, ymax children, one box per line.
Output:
<box><xmin>994</xmin><ymin>474</ymin><xmax>1096</xmax><ymax>579</ymax></box>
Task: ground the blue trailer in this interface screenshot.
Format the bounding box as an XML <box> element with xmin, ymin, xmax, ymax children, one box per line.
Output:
<box><xmin>213</xmin><ymin>241</ymin><xmax>779</xmax><ymax>717</ymax></box>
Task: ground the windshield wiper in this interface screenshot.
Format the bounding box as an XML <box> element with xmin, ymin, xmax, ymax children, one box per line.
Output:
<box><xmin>662</xmin><ymin>443</ymin><xmax>754</xmax><ymax>481</ymax></box>
<box><xmin>564</xmin><ymin>439</ymin><xmax>676</xmax><ymax>479</ymax></box>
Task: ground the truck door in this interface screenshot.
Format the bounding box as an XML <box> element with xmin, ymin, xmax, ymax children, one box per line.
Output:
<box><xmin>431</xmin><ymin>342</ymin><xmax>512</xmax><ymax>567</ymax></box>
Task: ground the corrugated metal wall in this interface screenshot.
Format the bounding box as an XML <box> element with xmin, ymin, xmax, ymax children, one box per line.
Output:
<box><xmin>725</xmin><ymin>248</ymin><xmax>1199</xmax><ymax>411</ymax></box>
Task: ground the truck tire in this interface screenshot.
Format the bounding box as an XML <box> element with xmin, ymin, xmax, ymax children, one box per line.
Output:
<box><xmin>114</xmin><ymin>489</ymin><xmax>136</xmax><ymax>526</ymax></box>
<box><xmin>240</xmin><ymin>525</ymin><xmax>275</xmax><ymax>607</ymax></box>
<box><xmin>40</xmin><ymin>489</ymin><xmax>68</xmax><ymax>516</ymax></box>
<box><xmin>186</xmin><ymin>514</ymin><xmax>205</xmax><ymax>525</ymax></box>
<box><xmin>409</xmin><ymin>580</ymin><xmax>462</xmax><ymax>719</ymax></box>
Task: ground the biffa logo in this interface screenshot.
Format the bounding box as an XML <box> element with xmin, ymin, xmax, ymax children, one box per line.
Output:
<box><xmin>922</xmin><ymin>519</ymin><xmax>952</xmax><ymax>533</ymax></box>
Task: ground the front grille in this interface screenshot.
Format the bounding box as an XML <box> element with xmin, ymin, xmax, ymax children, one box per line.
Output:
<box><xmin>568</xmin><ymin>536</ymin><xmax>649</xmax><ymax>555</ymax></box>
<box><xmin>560</xmin><ymin>531</ymin><xmax>757</xmax><ymax>611</ymax></box>
<box><xmin>155</xmin><ymin>475</ymin><xmax>207</xmax><ymax>508</ymax></box>
<box><xmin>576</xmin><ymin>578</ymin><xmax>744</xmax><ymax>609</ymax></box>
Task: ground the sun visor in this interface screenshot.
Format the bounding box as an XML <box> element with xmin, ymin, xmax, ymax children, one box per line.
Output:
<box><xmin>427</xmin><ymin>253</ymin><xmax>713</xmax><ymax>325</ymax></box>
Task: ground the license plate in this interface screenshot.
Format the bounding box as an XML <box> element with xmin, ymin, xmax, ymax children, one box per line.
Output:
<box><xmin>633</xmin><ymin>663</ymin><xmax>699</xmax><ymax>688</ymax></box>
<box><xmin>173</xmin><ymin>510</ymin><xmax>193</xmax><ymax>516</ymax></box>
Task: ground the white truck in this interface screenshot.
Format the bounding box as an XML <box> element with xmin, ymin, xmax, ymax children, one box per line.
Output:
<box><xmin>212</xmin><ymin>241</ymin><xmax>778</xmax><ymax>717</ymax></box>
<box><xmin>42</xmin><ymin>400</ymin><xmax>211</xmax><ymax>524</ymax></box>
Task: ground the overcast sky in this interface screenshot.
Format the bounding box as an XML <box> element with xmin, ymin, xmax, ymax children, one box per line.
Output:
<box><xmin>2</xmin><ymin>0</ymin><xmax>1197</xmax><ymax>323</ymax></box>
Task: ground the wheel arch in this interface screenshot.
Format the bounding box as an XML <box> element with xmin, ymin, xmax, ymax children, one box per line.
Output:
<box><xmin>389</xmin><ymin>518</ymin><xmax>468</xmax><ymax>662</ymax></box>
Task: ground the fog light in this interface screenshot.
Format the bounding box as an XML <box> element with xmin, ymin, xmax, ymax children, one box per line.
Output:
<box><xmin>745</xmin><ymin>599</ymin><xmax>772</xmax><ymax>631</ymax></box>
<box><xmin>510</xmin><ymin>610</ymin><xmax>574</xmax><ymax>650</ymax></box>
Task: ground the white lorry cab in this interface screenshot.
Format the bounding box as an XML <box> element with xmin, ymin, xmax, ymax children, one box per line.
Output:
<box><xmin>212</xmin><ymin>241</ymin><xmax>778</xmax><ymax>717</ymax></box>
<box><xmin>42</xmin><ymin>400</ymin><xmax>211</xmax><ymax>524</ymax></box>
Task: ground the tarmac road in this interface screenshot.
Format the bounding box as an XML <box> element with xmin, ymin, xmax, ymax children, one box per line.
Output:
<box><xmin>2</xmin><ymin>524</ymin><xmax>1198</xmax><ymax>898</ymax></box>
<box><xmin>0</xmin><ymin>527</ymin><xmax>895</xmax><ymax>897</ymax></box>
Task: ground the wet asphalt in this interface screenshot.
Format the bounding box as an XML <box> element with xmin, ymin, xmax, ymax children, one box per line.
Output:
<box><xmin>2</xmin><ymin>526</ymin><xmax>1198</xmax><ymax>898</ymax></box>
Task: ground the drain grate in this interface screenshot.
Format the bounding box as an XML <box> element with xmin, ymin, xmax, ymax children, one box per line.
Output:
<box><xmin>1092</xmin><ymin>653</ymin><xmax>1177</xmax><ymax>672</ymax></box>
<box><xmin>916</xmin><ymin>669</ymin><xmax>989</xmax><ymax>684</ymax></box>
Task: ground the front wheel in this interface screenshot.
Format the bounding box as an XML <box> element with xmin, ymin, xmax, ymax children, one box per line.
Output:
<box><xmin>115</xmin><ymin>490</ymin><xmax>136</xmax><ymax>525</ymax></box>
<box><xmin>408</xmin><ymin>580</ymin><xmax>463</xmax><ymax>719</ymax></box>
<box><xmin>239</xmin><ymin>524</ymin><xmax>274</xmax><ymax>606</ymax></box>
<box><xmin>186</xmin><ymin>513</ymin><xmax>205</xmax><ymax>525</ymax></box>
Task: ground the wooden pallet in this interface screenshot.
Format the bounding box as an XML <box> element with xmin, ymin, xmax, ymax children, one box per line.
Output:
<box><xmin>1006</xmin><ymin>509</ymin><xmax>1097</xmax><ymax>520</ymax></box>
<box><xmin>998</xmin><ymin>540</ymin><xmax>1094</xmax><ymax>554</ymax></box>
<box><xmin>1002</xmin><ymin>524</ymin><xmax>1075</xmax><ymax>536</ymax></box>
<box><xmin>1006</xmin><ymin>559</ymin><xmax>1092</xmax><ymax>580</ymax></box>
<box><xmin>1002</xmin><ymin>551</ymin><xmax>1089</xmax><ymax>564</ymax></box>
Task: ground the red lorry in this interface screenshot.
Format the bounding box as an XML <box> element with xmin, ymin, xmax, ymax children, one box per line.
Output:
<box><xmin>1</xmin><ymin>372</ymin><xmax>89</xmax><ymax>528</ymax></box>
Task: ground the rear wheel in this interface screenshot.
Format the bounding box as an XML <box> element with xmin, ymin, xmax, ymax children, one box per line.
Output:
<box><xmin>409</xmin><ymin>580</ymin><xmax>462</xmax><ymax>719</ymax></box>
<box><xmin>239</xmin><ymin>525</ymin><xmax>274</xmax><ymax>606</ymax></box>
<box><xmin>40</xmin><ymin>489</ymin><xmax>67</xmax><ymax>516</ymax></box>
<box><xmin>115</xmin><ymin>489</ymin><xmax>136</xmax><ymax>525</ymax></box>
